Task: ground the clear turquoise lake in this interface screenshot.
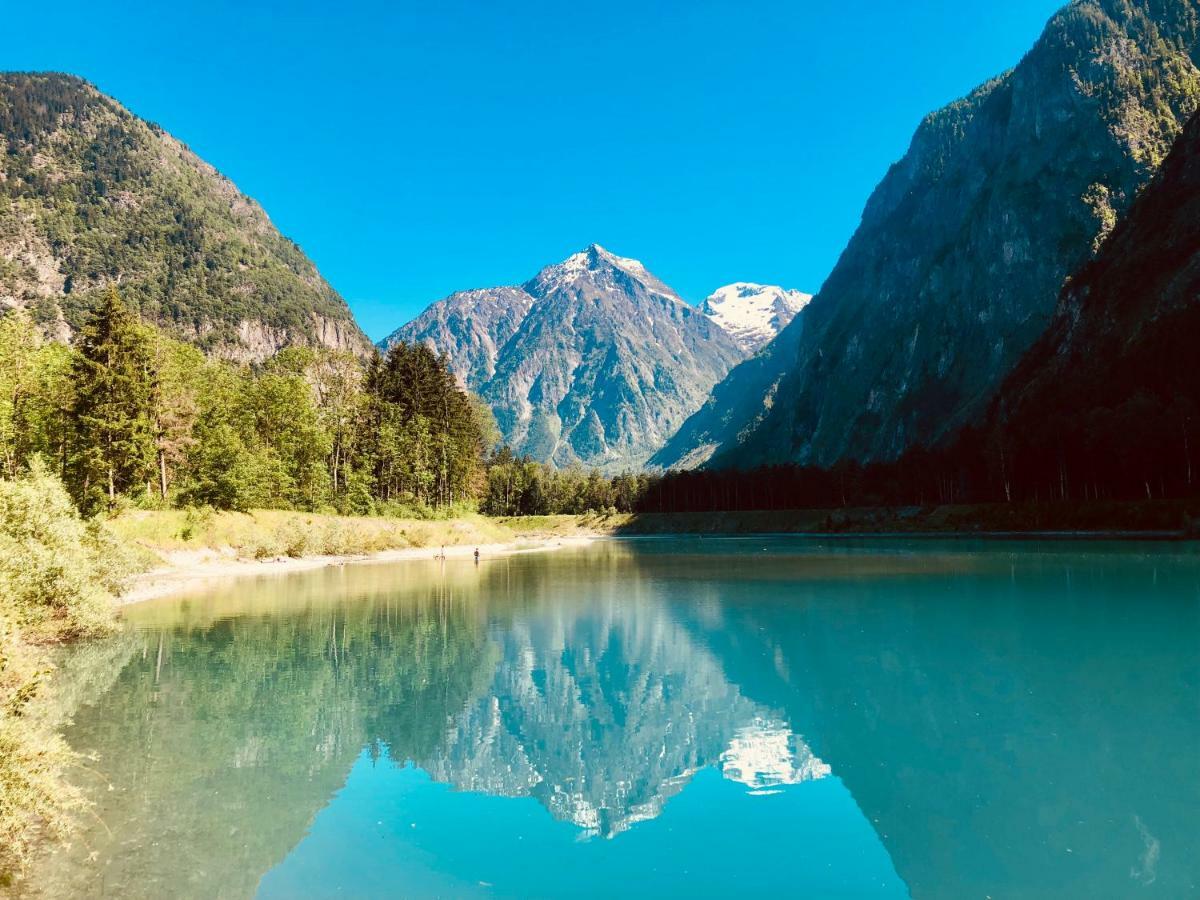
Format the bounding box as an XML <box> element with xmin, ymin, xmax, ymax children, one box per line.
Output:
<box><xmin>35</xmin><ymin>537</ymin><xmax>1200</xmax><ymax>898</ymax></box>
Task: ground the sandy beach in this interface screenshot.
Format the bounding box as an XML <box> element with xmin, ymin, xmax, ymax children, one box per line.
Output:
<box><xmin>119</xmin><ymin>535</ymin><xmax>599</xmax><ymax>606</ymax></box>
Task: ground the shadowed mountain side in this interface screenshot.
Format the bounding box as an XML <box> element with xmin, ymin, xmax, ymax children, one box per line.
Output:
<box><xmin>711</xmin><ymin>0</ymin><xmax>1200</xmax><ymax>469</ymax></box>
<box><xmin>986</xmin><ymin>103</ymin><xmax>1200</xmax><ymax>497</ymax></box>
<box><xmin>650</xmin><ymin>314</ymin><xmax>807</xmax><ymax>470</ymax></box>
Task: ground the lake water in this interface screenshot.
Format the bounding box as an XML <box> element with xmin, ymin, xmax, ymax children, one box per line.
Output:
<box><xmin>33</xmin><ymin>537</ymin><xmax>1200</xmax><ymax>898</ymax></box>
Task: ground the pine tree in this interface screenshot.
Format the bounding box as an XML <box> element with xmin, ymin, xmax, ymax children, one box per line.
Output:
<box><xmin>67</xmin><ymin>287</ymin><xmax>156</xmax><ymax>511</ymax></box>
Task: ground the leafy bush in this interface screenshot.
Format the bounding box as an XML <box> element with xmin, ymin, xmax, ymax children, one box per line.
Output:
<box><xmin>0</xmin><ymin>459</ymin><xmax>130</xmax><ymax>638</ymax></box>
<box><xmin>0</xmin><ymin>460</ymin><xmax>129</xmax><ymax>882</ymax></box>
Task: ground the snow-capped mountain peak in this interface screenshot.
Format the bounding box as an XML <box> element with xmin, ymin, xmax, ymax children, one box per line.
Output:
<box><xmin>527</xmin><ymin>244</ymin><xmax>684</xmax><ymax>302</ymax></box>
<box><xmin>699</xmin><ymin>282</ymin><xmax>812</xmax><ymax>354</ymax></box>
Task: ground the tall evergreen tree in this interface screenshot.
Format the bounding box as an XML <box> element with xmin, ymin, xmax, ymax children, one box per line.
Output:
<box><xmin>67</xmin><ymin>287</ymin><xmax>156</xmax><ymax>511</ymax></box>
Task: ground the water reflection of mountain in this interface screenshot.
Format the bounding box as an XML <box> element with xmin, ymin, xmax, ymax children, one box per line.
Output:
<box><xmin>410</xmin><ymin>593</ymin><xmax>826</xmax><ymax>837</ymax></box>
<box><xmin>39</xmin><ymin>540</ymin><xmax>1191</xmax><ymax>899</ymax></box>
<box><xmin>31</xmin><ymin>547</ymin><xmax>830</xmax><ymax>897</ymax></box>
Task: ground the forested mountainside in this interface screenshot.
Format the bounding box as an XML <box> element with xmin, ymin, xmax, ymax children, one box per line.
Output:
<box><xmin>383</xmin><ymin>245</ymin><xmax>745</xmax><ymax>472</ymax></box>
<box><xmin>988</xmin><ymin>103</ymin><xmax>1200</xmax><ymax>501</ymax></box>
<box><xmin>686</xmin><ymin>0</ymin><xmax>1200</xmax><ymax>470</ymax></box>
<box><xmin>0</xmin><ymin>72</ymin><xmax>370</xmax><ymax>361</ymax></box>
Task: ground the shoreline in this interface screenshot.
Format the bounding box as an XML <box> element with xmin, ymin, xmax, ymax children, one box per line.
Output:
<box><xmin>120</xmin><ymin>523</ymin><xmax>1197</xmax><ymax>607</ymax></box>
<box><xmin>119</xmin><ymin>535</ymin><xmax>599</xmax><ymax>607</ymax></box>
<box><xmin>612</xmin><ymin>528</ymin><xmax>1191</xmax><ymax>541</ymax></box>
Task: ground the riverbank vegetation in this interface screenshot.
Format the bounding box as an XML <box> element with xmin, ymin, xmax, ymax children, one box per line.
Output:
<box><xmin>1</xmin><ymin>291</ymin><xmax>656</xmax><ymax>521</ymax></box>
<box><xmin>106</xmin><ymin>507</ymin><xmax>554</xmax><ymax>562</ymax></box>
<box><xmin>0</xmin><ymin>461</ymin><xmax>132</xmax><ymax>882</ymax></box>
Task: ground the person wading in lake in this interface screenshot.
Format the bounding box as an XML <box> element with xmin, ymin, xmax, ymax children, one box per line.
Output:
<box><xmin>474</xmin><ymin>548</ymin><xmax>480</xmax><ymax>565</ymax></box>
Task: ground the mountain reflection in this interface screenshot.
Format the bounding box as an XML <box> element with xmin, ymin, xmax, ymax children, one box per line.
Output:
<box><xmin>33</xmin><ymin>539</ymin><xmax>1198</xmax><ymax>899</ymax></box>
<box><xmin>412</xmin><ymin>594</ymin><xmax>827</xmax><ymax>837</ymax></box>
<box><xmin>32</xmin><ymin>545</ymin><xmax>828</xmax><ymax>897</ymax></box>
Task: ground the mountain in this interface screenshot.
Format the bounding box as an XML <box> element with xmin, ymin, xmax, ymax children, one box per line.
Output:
<box><xmin>384</xmin><ymin>244</ymin><xmax>744</xmax><ymax>471</ymax></box>
<box><xmin>687</xmin><ymin>0</ymin><xmax>1200</xmax><ymax>470</ymax></box>
<box><xmin>988</xmin><ymin>103</ymin><xmax>1200</xmax><ymax>498</ymax></box>
<box><xmin>650</xmin><ymin>319</ymin><xmax>808</xmax><ymax>470</ymax></box>
<box><xmin>0</xmin><ymin>72</ymin><xmax>370</xmax><ymax>360</ymax></box>
<box><xmin>697</xmin><ymin>283</ymin><xmax>811</xmax><ymax>354</ymax></box>
<box><xmin>381</xmin><ymin>286</ymin><xmax>534</xmax><ymax>387</ymax></box>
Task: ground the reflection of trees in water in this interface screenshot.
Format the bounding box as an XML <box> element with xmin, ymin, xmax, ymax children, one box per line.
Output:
<box><xmin>32</xmin><ymin>547</ymin><xmax>841</xmax><ymax>896</ymax></box>
<box><xmin>32</xmin><ymin>572</ymin><xmax>498</xmax><ymax>900</ymax></box>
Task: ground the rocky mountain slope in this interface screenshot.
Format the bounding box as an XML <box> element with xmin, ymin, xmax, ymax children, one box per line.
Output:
<box><xmin>385</xmin><ymin>245</ymin><xmax>744</xmax><ymax>471</ymax></box>
<box><xmin>650</xmin><ymin>317</ymin><xmax>808</xmax><ymax>470</ymax></box>
<box><xmin>0</xmin><ymin>72</ymin><xmax>370</xmax><ymax>360</ymax></box>
<box><xmin>381</xmin><ymin>286</ymin><xmax>534</xmax><ymax>387</ymax></box>
<box><xmin>697</xmin><ymin>283</ymin><xmax>810</xmax><ymax>354</ymax></box>
<box><xmin>988</xmin><ymin>103</ymin><xmax>1200</xmax><ymax>497</ymax></box>
<box><xmin>688</xmin><ymin>0</ymin><xmax>1200</xmax><ymax>470</ymax></box>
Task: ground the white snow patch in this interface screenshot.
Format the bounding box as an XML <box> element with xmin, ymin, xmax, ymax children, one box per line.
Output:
<box><xmin>699</xmin><ymin>282</ymin><xmax>812</xmax><ymax>353</ymax></box>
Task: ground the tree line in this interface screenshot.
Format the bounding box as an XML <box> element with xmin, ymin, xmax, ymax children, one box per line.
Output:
<box><xmin>637</xmin><ymin>405</ymin><xmax>1199</xmax><ymax>516</ymax></box>
<box><xmin>479</xmin><ymin>446</ymin><xmax>655</xmax><ymax>516</ymax></box>
<box><xmin>0</xmin><ymin>288</ymin><xmax>495</xmax><ymax>515</ymax></box>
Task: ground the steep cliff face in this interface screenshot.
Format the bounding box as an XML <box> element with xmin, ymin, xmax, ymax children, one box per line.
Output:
<box><xmin>384</xmin><ymin>245</ymin><xmax>744</xmax><ymax>471</ymax></box>
<box><xmin>650</xmin><ymin>317</ymin><xmax>808</xmax><ymax>470</ymax></box>
<box><xmin>0</xmin><ymin>72</ymin><xmax>371</xmax><ymax>360</ymax></box>
<box><xmin>989</xmin><ymin>104</ymin><xmax>1200</xmax><ymax>493</ymax></box>
<box><xmin>380</xmin><ymin>287</ymin><xmax>535</xmax><ymax>387</ymax></box>
<box><xmin>706</xmin><ymin>0</ymin><xmax>1200</xmax><ymax>469</ymax></box>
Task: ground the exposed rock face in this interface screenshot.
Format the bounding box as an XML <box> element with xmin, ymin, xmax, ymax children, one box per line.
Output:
<box><xmin>380</xmin><ymin>287</ymin><xmax>535</xmax><ymax>387</ymax></box>
<box><xmin>700</xmin><ymin>0</ymin><xmax>1200</xmax><ymax>469</ymax></box>
<box><xmin>650</xmin><ymin>314</ymin><xmax>808</xmax><ymax>470</ymax></box>
<box><xmin>0</xmin><ymin>72</ymin><xmax>371</xmax><ymax>360</ymax></box>
<box><xmin>992</xmin><ymin>104</ymin><xmax>1200</xmax><ymax>470</ymax></box>
<box><xmin>384</xmin><ymin>245</ymin><xmax>744</xmax><ymax>471</ymax></box>
<box><xmin>698</xmin><ymin>283</ymin><xmax>811</xmax><ymax>354</ymax></box>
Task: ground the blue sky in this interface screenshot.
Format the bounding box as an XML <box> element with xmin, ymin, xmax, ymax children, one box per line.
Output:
<box><xmin>8</xmin><ymin>0</ymin><xmax>1063</xmax><ymax>339</ymax></box>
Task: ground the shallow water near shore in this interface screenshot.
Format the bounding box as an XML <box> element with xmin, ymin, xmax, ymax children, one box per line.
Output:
<box><xmin>33</xmin><ymin>537</ymin><xmax>1200</xmax><ymax>898</ymax></box>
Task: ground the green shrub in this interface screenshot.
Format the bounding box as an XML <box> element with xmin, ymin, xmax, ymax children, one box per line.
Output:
<box><xmin>0</xmin><ymin>460</ymin><xmax>127</xmax><ymax>882</ymax></box>
<box><xmin>0</xmin><ymin>459</ymin><xmax>129</xmax><ymax>639</ymax></box>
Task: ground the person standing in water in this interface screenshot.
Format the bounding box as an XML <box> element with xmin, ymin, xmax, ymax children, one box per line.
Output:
<box><xmin>473</xmin><ymin>548</ymin><xmax>480</xmax><ymax>565</ymax></box>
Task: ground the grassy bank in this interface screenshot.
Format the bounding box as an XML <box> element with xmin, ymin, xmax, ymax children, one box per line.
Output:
<box><xmin>109</xmin><ymin>508</ymin><xmax>510</xmax><ymax>562</ymax></box>
<box><xmin>106</xmin><ymin>509</ymin><xmax>625</xmax><ymax>569</ymax></box>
